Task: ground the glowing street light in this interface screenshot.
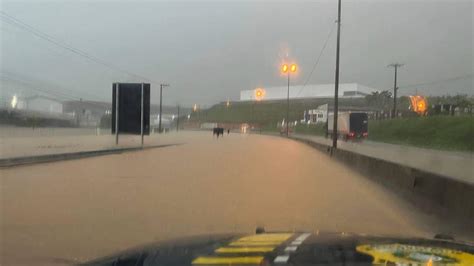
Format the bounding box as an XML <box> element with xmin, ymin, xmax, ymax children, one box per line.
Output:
<box><xmin>281</xmin><ymin>63</ymin><xmax>297</xmax><ymax>74</ymax></box>
<box><xmin>409</xmin><ymin>95</ymin><xmax>428</xmax><ymax>115</ymax></box>
<box><xmin>281</xmin><ymin>63</ymin><xmax>298</xmax><ymax>136</ymax></box>
<box><xmin>290</xmin><ymin>64</ymin><xmax>297</xmax><ymax>72</ymax></box>
<box><xmin>254</xmin><ymin>88</ymin><xmax>265</xmax><ymax>101</ymax></box>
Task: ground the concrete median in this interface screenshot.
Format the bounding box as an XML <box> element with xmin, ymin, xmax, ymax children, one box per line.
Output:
<box><xmin>290</xmin><ymin>135</ymin><xmax>474</xmax><ymax>223</ymax></box>
<box><xmin>0</xmin><ymin>143</ymin><xmax>180</xmax><ymax>168</ymax></box>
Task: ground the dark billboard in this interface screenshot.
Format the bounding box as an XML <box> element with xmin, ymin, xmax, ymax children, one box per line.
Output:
<box><xmin>112</xmin><ymin>83</ymin><xmax>150</xmax><ymax>135</ymax></box>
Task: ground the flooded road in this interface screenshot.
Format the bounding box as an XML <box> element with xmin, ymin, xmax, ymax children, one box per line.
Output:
<box><xmin>1</xmin><ymin>132</ymin><xmax>469</xmax><ymax>265</ymax></box>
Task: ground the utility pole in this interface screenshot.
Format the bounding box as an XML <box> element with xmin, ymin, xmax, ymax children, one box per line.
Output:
<box><xmin>176</xmin><ymin>104</ymin><xmax>180</xmax><ymax>132</ymax></box>
<box><xmin>140</xmin><ymin>83</ymin><xmax>144</xmax><ymax>147</ymax></box>
<box><xmin>286</xmin><ymin>71</ymin><xmax>290</xmax><ymax>137</ymax></box>
<box><xmin>388</xmin><ymin>63</ymin><xmax>403</xmax><ymax>118</ymax></box>
<box><xmin>158</xmin><ymin>83</ymin><xmax>169</xmax><ymax>133</ymax></box>
<box><xmin>115</xmin><ymin>83</ymin><xmax>120</xmax><ymax>145</ymax></box>
<box><xmin>332</xmin><ymin>0</ymin><xmax>342</xmax><ymax>149</ymax></box>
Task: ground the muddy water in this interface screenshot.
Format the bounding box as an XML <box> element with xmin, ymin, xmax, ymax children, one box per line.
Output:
<box><xmin>0</xmin><ymin>132</ymin><xmax>466</xmax><ymax>265</ymax></box>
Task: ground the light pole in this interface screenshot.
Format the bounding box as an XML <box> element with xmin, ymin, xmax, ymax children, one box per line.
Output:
<box><xmin>176</xmin><ymin>104</ymin><xmax>180</xmax><ymax>132</ymax></box>
<box><xmin>158</xmin><ymin>83</ymin><xmax>169</xmax><ymax>133</ymax></box>
<box><xmin>193</xmin><ymin>104</ymin><xmax>200</xmax><ymax>122</ymax></box>
<box><xmin>332</xmin><ymin>0</ymin><xmax>342</xmax><ymax>149</ymax></box>
<box><xmin>281</xmin><ymin>63</ymin><xmax>297</xmax><ymax>137</ymax></box>
<box><xmin>388</xmin><ymin>63</ymin><xmax>404</xmax><ymax>118</ymax></box>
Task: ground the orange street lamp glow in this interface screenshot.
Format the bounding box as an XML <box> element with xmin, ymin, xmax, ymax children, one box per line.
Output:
<box><xmin>281</xmin><ymin>64</ymin><xmax>289</xmax><ymax>73</ymax></box>
<box><xmin>409</xmin><ymin>95</ymin><xmax>428</xmax><ymax>115</ymax></box>
<box><xmin>290</xmin><ymin>64</ymin><xmax>297</xmax><ymax>72</ymax></box>
<box><xmin>255</xmin><ymin>88</ymin><xmax>265</xmax><ymax>101</ymax></box>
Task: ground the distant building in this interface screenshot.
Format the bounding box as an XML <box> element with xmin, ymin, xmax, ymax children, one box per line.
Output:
<box><xmin>18</xmin><ymin>95</ymin><xmax>63</xmax><ymax>114</ymax></box>
<box><xmin>240</xmin><ymin>83</ymin><xmax>376</xmax><ymax>101</ymax></box>
<box><xmin>62</xmin><ymin>100</ymin><xmax>189</xmax><ymax>128</ymax></box>
<box><xmin>305</xmin><ymin>104</ymin><xmax>328</xmax><ymax>124</ymax></box>
<box><xmin>150</xmin><ymin>114</ymin><xmax>174</xmax><ymax>132</ymax></box>
<box><xmin>63</xmin><ymin>100</ymin><xmax>111</xmax><ymax>127</ymax></box>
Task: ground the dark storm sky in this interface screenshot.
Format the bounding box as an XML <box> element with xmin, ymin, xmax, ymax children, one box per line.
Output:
<box><xmin>1</xmin><ymin>0</ymin><xmax>472</xmax><ymax>106</ymax></box>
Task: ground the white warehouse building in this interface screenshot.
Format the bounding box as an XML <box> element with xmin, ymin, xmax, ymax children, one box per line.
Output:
<box><xmin>14</xmin><ymin>95</ymin><xmax>63</xmax><ymax>114</ymax></box>
<box><xmin>240</xmin><ymin>83</ymin><xmax>376</xmax><ymax>101</ymax></box>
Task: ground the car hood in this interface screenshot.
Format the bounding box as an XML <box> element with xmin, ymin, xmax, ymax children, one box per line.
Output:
<box><xmin>80</xmin><ymin>231</ymin><xmax>474</xmax><ymax>265</ymax></box>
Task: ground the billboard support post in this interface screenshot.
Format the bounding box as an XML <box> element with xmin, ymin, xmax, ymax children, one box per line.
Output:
<box><xmin>159</xmin><ymin>84</ymin><xmax>163</xmax><ymax>133</ymax></box>
<box><xmin>176</xmin><ymin>104</ymin><xmax>180</xmax><ymax>132</ymax></box>
<box><xmin>115</xmin><ymin>83</ymin><xmax>120</xmax><ymax>145</ymax></box>
<box><xmin>140</xmin><ymin>83</ymin><xmax>144</xmax><ymax>147</ymax></box>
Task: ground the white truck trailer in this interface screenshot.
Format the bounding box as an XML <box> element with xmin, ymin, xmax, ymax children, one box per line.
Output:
<box><xmin>327</xmin><ymin>112</ymin><xmax>368</xmax><ymax>140</ymax></box>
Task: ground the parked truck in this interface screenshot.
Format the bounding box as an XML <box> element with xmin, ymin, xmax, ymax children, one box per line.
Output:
<box><xmin>327</xmin><ymin>112</ymin><xmax>368</xmax><ymax>140</ymax></box>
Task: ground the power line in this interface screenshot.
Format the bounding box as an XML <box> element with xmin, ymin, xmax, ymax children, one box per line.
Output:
<box><xmin>1</xmin><ymin>72</ymin><xmax>102</xmax><ymax>100</ymax></box>
<box><xmin>1</xmin><ymin>71</ymin><xmax>107</xmax><ymax>101</ymax></box>
<box><xmin>0</xmin><ymin>11</ymin><xmax>152</xmax><ymax>82</ymax></box>
<box><xmin>0</xmin><ymin>74</ymin><xmax>113</xmax><ymax>109</ymax></box>
<box><xmin>295</xmin><ymin>22</ymin><xmax>336</xmax><ymax>97</ymax></box>
<box><xmin>1</xmin><ymin>75</ymin><xmax>80</xmax><ymax>101</ymax></box>
<box><xmin>398</xmin><ymin>74</ymin><xmax>473</xmax><ymax>90</ymax></box>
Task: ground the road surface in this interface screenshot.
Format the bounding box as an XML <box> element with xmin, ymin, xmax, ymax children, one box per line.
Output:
<box><xmin>1</xmin><ymin>132</ymin><xmax>471</xmax><ymax>265</ymax></box>
<box><xmin>2</xmin><ymin>127</ymin><xmax>471</xmax><ymax>186</ymax></box>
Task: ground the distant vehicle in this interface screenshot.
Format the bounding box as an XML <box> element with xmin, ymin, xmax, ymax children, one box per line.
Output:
<box><xmin>327</xmin><ymin>112</ymin><xmax>368</xmax><ymax>141</ymax></box>
<box><xmin>280</xmin><ymin>126</ymin><xmax>293</xmax><ymax>135</ymax></box>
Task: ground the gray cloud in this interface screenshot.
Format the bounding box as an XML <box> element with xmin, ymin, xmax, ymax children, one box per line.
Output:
<box><xmin>1</xmin><ymin>0</ymin><xmax>472</xmax><ymax>106</ymax></box>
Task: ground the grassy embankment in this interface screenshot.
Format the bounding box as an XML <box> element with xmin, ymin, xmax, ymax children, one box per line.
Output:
<box><xmin>194</xmin><ymin>98</ymin><xmax>365</xmax><ymax>126</ymax></box>
<box><xmin>368</xmin><ymin>116</ymin><xmax>473</xmax><ymax>152</ymax></box>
